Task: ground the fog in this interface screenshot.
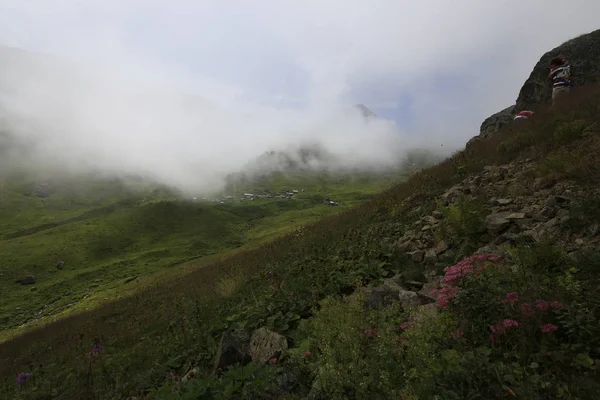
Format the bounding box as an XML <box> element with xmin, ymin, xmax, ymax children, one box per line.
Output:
<box><xmin>1</xmin><ymin>1</ymin><xmax>599</xmax><ymax>195</ymax></box>
<box><xmin>0</xmin><ymin>47</ymin><xmax>423</xmax><ymax>195</ymax></box>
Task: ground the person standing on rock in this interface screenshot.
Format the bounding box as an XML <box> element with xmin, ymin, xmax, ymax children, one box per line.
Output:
<box><xmin>548</xmin><ymin>55</ymin><xmax>572</xmax><ymax>106</ymax></box>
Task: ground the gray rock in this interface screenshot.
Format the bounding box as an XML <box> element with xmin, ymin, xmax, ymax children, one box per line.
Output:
<box><xmin>398</xmin><ymin>290</ymin><xmax>434</xmax><ymax>309</ymax></box>
<box><xmin>494</xmin><ymin>198</ymin><xmax>513</xmax><ymax>206</ymax></box>
<box><xmin>424</xmin><ymin>249</ymin><xmax>437</xmax><ymax>264</ymax></box>
<box><xmin>213</xmin><ymin>331</ymin><xmax>251</xmax><ymax>374</ymax></box>
<box><xmin>432</xmin><ymin>210</ymin><xmax>444</xmax><ymax>219</ymax></box>
<box><xmin>478</xmin><ymin>105</ymin><xmax>515</xmax><ymax>139</ymax></box>
<box><xmin>422</xmin><ymin>215</ymin><xmax>438</xmax><ymax>225</ymax></box>
<box><xmin>433</xmin><ymin>240</ymin><xmax>449</xmax><ymax>255</ymax></box>
<box><xmin>362</xmin><ymin>286</ymin><xmax>399</xmax><ymax>310</ymax></box>
<box><xmin>485</xmin><ymin>213</ymin><xmax>511</xmax><ymax>234</ymax></box>
<box><xmin>419</xmin><ymin>277</ymin><xmax>442</xmax><ymax>301</ymax></box>
<box><xmin>396</xmin><ymin>240</ymin><xmax>417</xmax><ymax>252</ymax></box>
<box><xmin>506</xmin><ymin>212</ymin><xmax>526</xmax><ymax>220</ymax></box>
<box><xmin>408</xmin><ymin>250</ymin><xmax>425</xmax><ymax>262</ymax></box>
<box><xmin>56</xmin><ymin>261</ymin><xmax>65</xmax><ymax>270</ymax></box>
<box><xmin>15</xmin><ymin>276</ymin><xmax>36</xmax><ymax>285</ymax></box>
<box><xmin>250</xmin><ymin>327</ymin><xmax>288</xmax><ymax>364</ymax></box>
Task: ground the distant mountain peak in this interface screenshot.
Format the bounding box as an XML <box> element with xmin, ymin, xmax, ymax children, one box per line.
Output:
<box><xmin>354</xmin><ymin>104</ymin><xmax>377</xmax><ymax>118</ymax></box>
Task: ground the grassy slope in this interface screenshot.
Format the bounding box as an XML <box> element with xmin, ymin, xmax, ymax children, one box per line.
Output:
<box><xmin>2</xmin><ymin>86</ymin><xmax>600</xmax><ymax>399</ymax></box>
<box><xmin>0</xmin><ymin>170</ymin><xmax>398</xmax><ymax>336</ymax></box>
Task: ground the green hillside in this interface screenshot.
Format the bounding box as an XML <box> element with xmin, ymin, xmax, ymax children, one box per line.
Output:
<box><xmin>2</xmin><ymin>86</ymin><xmax>600</xmax><ymax>399</ymax></box>
<box><xmin>0</xmin><ymin>170</ymin><xmax>401</xmax><ymax>335</ymax></box>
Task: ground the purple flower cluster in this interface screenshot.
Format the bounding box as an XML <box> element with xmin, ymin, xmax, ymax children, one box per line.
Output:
<box><xmin>16</xmin><ymin>372</ymin><xmax>31</xmax><ymax>385</ymax></box>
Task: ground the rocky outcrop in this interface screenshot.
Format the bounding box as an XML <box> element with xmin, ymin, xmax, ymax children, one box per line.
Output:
<box><xmin>479</xmin><ymin>105</ymin><xmax>515</xmax><ymax>139</ymax></box>
<box><xmin>471</xmin><ymin>29</ymin><xmax>600</xmax><ymax>146</ymax></box>
<box><xmin>391</xmin><ymin>158</ymin><xmax>596</xmax><ymax>263</ymax></box>
<box><xmin>516</xmin><ymin>28</ymin><xmax>600</xmax><ymax>112</ymax></box>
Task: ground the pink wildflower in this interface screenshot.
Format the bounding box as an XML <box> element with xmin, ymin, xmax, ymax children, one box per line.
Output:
<box><xmin>269</xmin><ymin>357</ymin><xmax>277</xmax><ymax>365</ymax></box>
<box><xmin>502</xmin><ymin>319</ymin><xmax>519</xmax><ymax>328</ymax></box>
<box><xmin>501</xmin><ymin>292</ymin><xmax>519</xmax><ymax>304</ymax></box>
<box><xmin>303</xmin><ymin>351</ymin><xmax>311</xmax><ymax>358</ymax></box>
<box><xmin>399</xmin><ymin>322</ymin><xmax>411</xmax><ymax>329</ymax></box>
<box><xmin>441</xmin><ymin>254</ymin><xmax>500</xmax><ymax>284</ymax></box>
<box><xmin>520</xmin><ymin>303</ymin><xmax>534</xmax><ymax>317</ymax></box>
<box><xmin>364</xmin><ymin>328</ymin><xmax>378</xmax><ymax>338</ymax></box>
<box><xmin>435</xmin><ymin>285</ymin><xmax>458</xmax><ymax>308</ymax></box>
<box><xmin>540</xmin><ymin>323</ymin><xmax>558</xmax><ymax>333</ymax></box>
<box><xmin>490</xmin><ymin>324</ymin><xmax>505</xmax><ymax>334</ymax></box>
<box><xmin>536</xmin><ymin>300</ymin><xmax>550</xmax><ymax>311</ymax></box>
<box><xmin>451</xmin><ymin>329</ymin><xmax>463</xmax><ymax>338</ymax></box>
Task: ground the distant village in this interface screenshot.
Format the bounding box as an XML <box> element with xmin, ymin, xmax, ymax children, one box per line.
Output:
<box><xmin>191</xmin><ymin>188</ymin><xmax>339</xmax><ymax>206</ymax></box>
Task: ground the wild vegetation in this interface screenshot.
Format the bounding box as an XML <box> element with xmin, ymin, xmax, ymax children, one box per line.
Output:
<box><xmin>2</xmin><ymin>85</ymin><xmax>600</xmax><ymax>399</ymax></box>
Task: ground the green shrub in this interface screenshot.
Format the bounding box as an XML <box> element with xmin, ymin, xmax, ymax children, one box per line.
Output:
<box><xmin>301</xmin><ymin>293</ymin><xmax>408</xmax><ymax>399</ymax></box>
<box><xmin>553</xmin><ymin>120</ymin><xmax>587</xmax><ymax>144</ymax></box>
<box><xmin>438</xmin><ymin>196</ymin><xmax>487</xmax><ymax>258</ymax></box>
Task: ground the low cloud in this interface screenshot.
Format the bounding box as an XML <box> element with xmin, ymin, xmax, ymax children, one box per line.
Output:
<box><xmin>0</xmin><ymin>1</ymin><xmax>599</xmax><ymax>195</ymax></box>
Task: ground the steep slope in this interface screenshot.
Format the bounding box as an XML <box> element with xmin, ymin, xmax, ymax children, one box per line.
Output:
<box><xmin>1</xmin><ymin>85</ymin><xmax>599</xmax><ymax>399</ymax></box>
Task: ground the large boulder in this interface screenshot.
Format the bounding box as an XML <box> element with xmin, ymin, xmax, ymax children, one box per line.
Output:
<box><xmin>515</xmin><ymin>28</ymin><xmax>600</xmax><ymax>112</ymax></box>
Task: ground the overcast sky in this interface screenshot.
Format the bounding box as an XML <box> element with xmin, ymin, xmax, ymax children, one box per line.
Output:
<box><xmin>0</xmin><ymin>1</ymin><xmax>599</xmax><ymax>193</ymax></box>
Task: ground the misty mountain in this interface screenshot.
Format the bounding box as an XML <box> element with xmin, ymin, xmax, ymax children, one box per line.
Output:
<box><xmin>354</xmin><ymin>104</ymin><xmax>377</xmax><ymax>119</ymax></box>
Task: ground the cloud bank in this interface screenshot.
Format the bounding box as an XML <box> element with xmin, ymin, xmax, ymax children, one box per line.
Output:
<box><xmin>0</xmin><ymin>0</ymin><xmax>599</xmax><ymax>194</ymax></box>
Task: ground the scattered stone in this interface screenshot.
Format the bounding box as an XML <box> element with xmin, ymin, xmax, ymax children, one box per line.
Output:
<box><xmin>419</xmin><ymin>277</ymin><xmax>442</xmax><ymax>301</ymax></box>
<box><xmin>15</xmin><ymin>276</ymin><xmax>36</xmax><ymax>285</ymax></box>
<box><xmin>493</xmin><ymin>198</ymin><xmax>513</xmax><ymax>206</ymax></box>
<box><xmin>408</xmin><ymin>250</ymin><xmax>425</xmax><ymax>263</ymax></box>
<box><xmin>396</xmin><ymin>240</ymin><xmax>417</xmax><ymax>252</ymax></box>
<box><xmin>422</xmin><ymin>215</ymin><xmax>438</xmax><ymax>225</ymax></box>
<box><xmin>421</xmin><ymin>225</ymin><xmax>431</xmax><ymax>232</ymax></box>
<box><xmin>424</xmin><ymin>249</ymin><xmax>437</xmax><ymax>264</ymax></box>
<box><xmin>250</xmin><ymin>327</ymin><xmax>288</xmax><ymax>364</ymax></box>
<box><xmin>433</xmin><ymin>240</ymin><xmax>449</xmax><ymax>255</ymax></box>
<box><xmin>506</xmin><ymin>212</ymin><xmax>525</xmax><ymax>220</ymax></box>
<box><xmin>213</xmin><ymin>331</ymin><xmax>251</xmax><ymax>374</ymax></box>
<box><xmin>432</xmin><ymin>210</ymin><xmax>444</xmax><ymax>219</ymax></box>
<box><xmin>362</xmin><ymin>286</ymin><xmax>399</xmax><ymax>310</ymax></box>
<box><xmin>398</xmin><ymin>290</ymin><xmax>433</xmax><ymax>309</ymax></box>
<box><xmin>56</xmin><ymin>261</ymin><xmax>65</xmax><ymax>270</ymax></box>
<box><xmin>485</xmin><ymin>213</ymin><xmax>511</xmax><ymax>235</ymax></box>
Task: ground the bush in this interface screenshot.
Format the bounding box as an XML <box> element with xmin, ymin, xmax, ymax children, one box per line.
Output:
<box><xmin>300</xmin><ymin>293</ymin><xmax>408</xmax><ymax>399</ymax></box>
<box><xmin>438</xmin><ymin>196</ymin><xmax>487</xmax><ymax>258</ymax></box>
<box><xmin>553</xmin><ymin>120</ymin><xmax>587</xmax><ymax>144</ymax></box>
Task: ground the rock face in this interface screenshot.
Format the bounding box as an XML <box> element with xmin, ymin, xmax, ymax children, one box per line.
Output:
<box><xmin>516</xmin><ymin>28</ymin><xmax>600</xmax><ymax>112</ymax></box>
<box><xmin>249</xmin><ymin>327</ymin><xmax>288</xmax><ymax>364</ymax></box>
<box><xmin>479</xmin><ymin>105</ymin><xmax>515</xmax><ymax>139</ymax></box>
